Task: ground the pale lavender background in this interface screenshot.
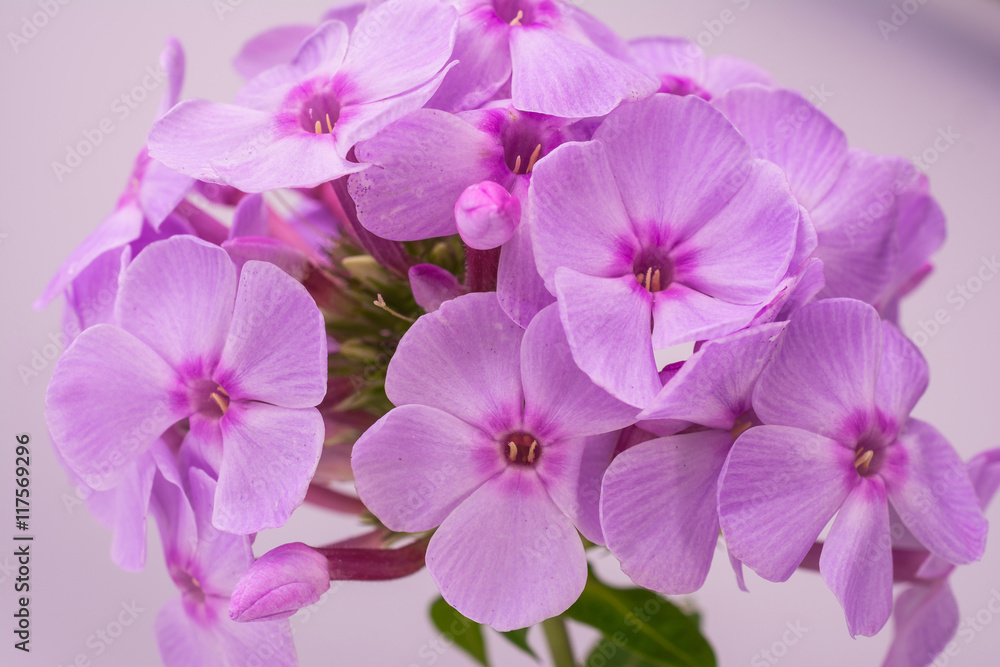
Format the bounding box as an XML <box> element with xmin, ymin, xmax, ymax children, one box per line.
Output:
<box><xmin>1</xmin><ymin>1</ymin><xmax>999</xmax><ymax>666</ymax></box>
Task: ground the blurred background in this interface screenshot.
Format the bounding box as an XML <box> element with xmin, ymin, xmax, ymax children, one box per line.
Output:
<box><xmin>2</xmin><ymin>1</ymin><xmax>999</xmax><ymax>665</ymax></box>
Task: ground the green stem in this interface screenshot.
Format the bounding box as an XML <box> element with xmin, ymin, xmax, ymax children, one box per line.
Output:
<box><xmin>541</xmin><ymin>616</ymin><xmax>576</xmax><ymax>667</ymax></box>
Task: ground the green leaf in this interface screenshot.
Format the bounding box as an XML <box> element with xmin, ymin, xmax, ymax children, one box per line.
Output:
<box><xmin>565</xmin><ymin>569</ymin><xmax>716</xmax><ymax>667</ymax></box>
<box><xmin>585</xmin><ymin>639</ymin><xmax>661</xmax><ymax>667</ymax></box>
<box><xmin>499</xmin><ymin>627</ymin><xmax>538</xmax><ymax>660</ymax></box>
<box><xmin>429</xmin><ymin>597</ymin><xmax>488</xmax><ymax>666</ymax></box>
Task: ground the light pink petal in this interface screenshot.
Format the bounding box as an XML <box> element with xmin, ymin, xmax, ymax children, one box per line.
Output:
<box><xmin>882</xmin><ymin>419</ymin><xmax>987</xmax><ymax>565</ymax></box>
<box><xmin>339</xmin><ymin>1</ymin><xmax>457</xmax><ymax>103</ymax></box>
<box><xmin>497</xmin><ymin>212</ymin><xmax>556</xmax><ymax>327</ymax></box>
<box><xmin>408</xmin><ymin>264</ymin><xmax>465</xmax><ymax>313</ymax></box>
<box><xmin>232</xmin><ymin>24</ymin><xmax>317</xmax><ymax>80</ymax></box>
<box><xmin>673</xmin><ymin>159</ymin><xmax>798</xmax><ymax>303</ymax></box>
<box><xmin>603</xmin><ymin>430</ymin><xmax>733</xmax><ymax>594</ymax></box>
<box><xmin>713</xmin><ymin>86</ymin><xmax>848</xmax><ymax>209</ymax></box>
<box><xmin>352</xmin><ymin>404</ymin><xmax>505</xmax><ymax>533</ymax></box>
<box><xmin>702</xmin><ymin>56</ymin><xmax>774</xmax><ymax>96</ymax></box>
<box><xmin>155</xmin><ymin>37</ymin><xmax>186</xmax><ymax>119</ymax></box>
<box><xmin>215</xmin><ymin>402</ymin><xmax>324</xmax><ymax>533</ymax></box>
<box><xmin>187</xmin><ymin>467</ymin><xmax>256</xmax><ymax>594</ymax></box>
<box><xmin>63</xmin><ymin>246</ymin><xmax>128</xmax><ymax>334</ymax></box>
<box><xmin>874</xmin><ymin>323</ymin><xmax>929</xmax><ymax>438</ymax></box>
<box><xmin>148</xmin><ymin>100</ymin><xmax>363</xmax><ymax>192</ymax></box>
<box><xmin>229</xmin><ymin>542</ymin><xmax>330</xmax><ymax>622</ymax></box>
<box><xmin>116</xmin><ymin>236</ymin><xmax>236</xmax><ymax>379</ymax></box>
<box><xmin>820</xmin><ymin>477</ymin><xmax>894</xmax><ymax>637</ymax></box>
<box><xmin>521</xmin><ymin>304</ymin><xmax>637</xmax><ymax>442</ymax></box>
<box><xmin>594</xmin><ymin>94</ymin><xmax>752</xmax><ymax>238</ymax></box>
<box><xmin>968</xmin><ymin>448</ymin><xmax>1000</xmax><ymax>509</ymax></box>
<box><xmin>530</xmin><ymin>140</ymin><xmax>639</xmax><ymax>290</ymax></box>
<box><xmin>222</xmin><ymin>238</ymin><xmax>311</xmax><ymax>282</ymax></box>
<box><xmin>139</xmin><ymin>159</ymin><xmax>193</xmax><ymax>229</ymax></box>
<box><xmin>640</xmin><ymin>322</ymin><xmax>786</xmax><ymax>431</ymax></box>
<box><xmin>426</xmin><ymin>13</ymin><xmax>512</xmax><ymax>111</ymax></box>
<box><xmin>426</xmin><ymin>468</ymin><xmax>586</xmax><ymax>631</ymax></box>
<box><xmin>538</xmin><ymin>432</ymin><xmax>619</xmax><ymax>544</ymax></box>
<box><xmin>650</xmin><ymin>283</ymin><xmax>762</xmax><ymax>349</ymax></box>
<box><xmin>215</xmin><ymin>260</ymin><xmax>327</xmax><ymax>408</ymax></box>
<box><xmin>718</xmin><ymin>425</ymin><xmax>858</xmax><ymax>581</ymax></box>
<box><xmin>753</xmin><ymin>298</ymin><xmax>882</xmax><ymax>443</ymax></box>
<box><xmin>554</xmin><ymin>269</ymin><xmax>659</xmax><ymax>409</ymax></box>
<box><xmin>349</xmin><ymin>109</ymin><xmax>503</xmax><ymax>241</ymax></box>
<box><xmin>509</xmin><ymin>25</ymin><xmax>658</xmax><ymax>117</ymax></box>
<box><xmin>386</xmin><ymin>293</ymin><xmax>524</xmax><ymax>437</ymax></box>
<box><xmin>229</xmin><ymin>193</ymin><xmax>269</xmax><ymax>239</ymax></box>
<box><xmin>34</xmin><ymin>204</ymin><xmax>143</xmax><ymax>309</ymax></box>
<box><xmin>882</xmin><ymin>580</ymin><xmax>959</xmax><ymax>667</ymax></box>
<box><xmin>811</xmin><ymin>149</ymin><xmax>904</xmax><ymax>303</ymax></box>
<box><xmin>628</xmin><ymin>36</ymin><xmax>705</xmax><ymax>84</ymax></box>
<box><xmin>45</xmin><ymin>325</ymin><xmax>187</xmax><ymax>490</ymax></box>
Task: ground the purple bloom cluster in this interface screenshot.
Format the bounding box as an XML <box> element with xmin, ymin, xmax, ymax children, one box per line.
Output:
<box><xmin>39</xmin><ymin>2</ymin><xmax>993</xmax><ymax>666</ymax></box>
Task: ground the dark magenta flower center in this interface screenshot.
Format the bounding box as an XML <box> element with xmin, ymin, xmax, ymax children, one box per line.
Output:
<box><xmin>493</xmin><ymin>0</ymin><xmax>537</xmax><ymax>25</ymax></box>
<box><xmin>298</xmin><ymin>90</ymin><xmax>342</xmax><ymax>135</ymax></box>
<box><xmin>190</xmin><ymin>379</ymin><xmax>231</xmax><ymax>418</ymax></box>
<box><xmin>633</xmin><ymin>248</ymin><xmax>675</xmax><ymax>293</ymax></box>
<box><xmin>503</xmin><ymin>432</ymin><xmax>541</xmax><ymax>466</ymax></box>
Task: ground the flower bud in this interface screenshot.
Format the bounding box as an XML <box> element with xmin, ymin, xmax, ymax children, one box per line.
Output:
<box><xmin>229</xmin><ymin>543</ymin><xmax>330</xmax><ymax>622</ymax></box>
<box><xmin>455</xmin><ymin>181</ymin><xmax>521</xmax><ymax>250</ymax></box>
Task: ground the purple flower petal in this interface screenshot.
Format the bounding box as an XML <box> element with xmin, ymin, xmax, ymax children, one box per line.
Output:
<box><xmin>753</xmin><ymin>299</ymin><xmax>882</xmax><ymax>443</ymax></box>
<box><xmin>215</xmin><ymin>260</ymin><xmax>327</xmax><ymax>408</ymax></box>
<box><xmin>882</xmin><ymin>579</ymin><xmax>959</xmax><ymax>667</ymax></box>
<box><xmin>45</xmin><ymin>324</ymin><xmax>187</xmax><ymax>490</ymax></box>
<box><xmin>497</xmin><ymin>212</ymin><xmax>555</xmax><ymax>327</ymax></box>
<box><xmin>603</xmin><ymin>430</ymin><xmax>733</xmax><ymax>594</ymax></box>
<box><xmin>640</xmin><ymin>322</ymin><xmax>786</xmax><ymax>432</ymax></box>
<box><xmin>408</xmin><ymin>263</ymin><xmax>465</xmax><ymax>313</ymax></box>
<box><xmin>713</xmin><ymin>86</ymin><xmax>848</xmax><ymax>209</ymax></box>
<box><xmin>352</xmin><ymin>404</ymin><xmax>504</xmax><ymax>533</ymax></box>
<box><xmin>530</xmin><ymin>140</ymin><xmax>638</xmax><ymax>290</ymax></box>
<box><xmin>229</xmin><ymin>193</ymin><xmax>269</xmax><ymax>239</ymax></box>
<box><xmin>819</xmin><ymin>477</ymin><xmax>893</xmax><ymax>637</ymax></box>
<box><xmin>339</xmin><ymin>1</ymin><xmax>457</xmax><ymax>103</ymax></box>
<box><xmin>718</xmin><ymin>425</ymin><xmax>858</xmax><ymax>581</ymax></box>
<box><xmin>554</xmin><ymin>269</ymin><xmax>659</xmax><ymax>409</ymax></box>
<box><xmin>594</xmin><ymin>94</ymin><xmax>752</xmax><ymax>236</ymax></box>
<box><xmin>426</xmin><ymin>11</ymin><xmax>512</xmax><ymax>111</ymax></box>
<box><xmin>233</xmin><ymin>24</ymin><xmax>317</xmax><ymax>80</ymax></box>
<box><xmin>521</xmin><ymin>304</ymin><xmax>637</xmax><ymax>442</ymax></box>
<box><xmin>701</xmin><ymin>56</ymin><xmax>773</xmax><ymax>95</ymax></box>
<box><xmin>509</xmin><ymin>25</ymin><xmax>658</xmax><ymax>117</ymax></box>
<box><xmin>386</xmin><ymin>293</ymin><xmax>524</xmax><ymax>437</ymax></box>
<box><xmin>426</xmin><ymin>468</ymin><xmax>586</xmax><ymax>631</ymax></box>
<box><xmin>874</xmin><ymin>323</ymin><xmax>929</xmax><ymax>439</ymax></box>
<box><xmin>222</xmin><ymin>238</ymin><xmax>311</xmax><ymax>282</ymax></box>
<box><xmin>215</xmin><ymin>402</ymin><xmax>324</xmax><ymax>533</ymax></box>
<box><xmin>649</xmin><ymin>283</ymin><xmax>762</xmax><ymax>349</ymax></box>
<box><xmin>538</xmin><ymin>432</ymin><xmax>619</xmax><ymax>545</ymax></box>
<box><xmin>350</xmin><ymin>109</ymin><xmax>504</xmax><ymax>240</ymax></box>
<box><xmin>116</xmin><ymin>237</ymin><xmax>237</xmax><ymax>379</ymax></box>
<box><xmin>881</xmin><ymin>419</ymin><xmax>987</xmax><ymax>565</ymax></box>
<box><xmin>187</xmin><ymin>466</ymin><xmax>256</xmax><ymax>594</ymax></box>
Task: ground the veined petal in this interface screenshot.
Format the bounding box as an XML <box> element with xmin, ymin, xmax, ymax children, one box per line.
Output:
<box><xmin>718</xmin><ymin>425</ymin><xmax>858</xmax><ymax>581</ymax></box>
<box><xmin>232</xmin><ymin>24</ymin><xmax>317</xmax><ymax>80</ymax></box>
<box><xmin>649</xmin><ymin>283</ymin><xmax>762</xmax><ymax>349</ymax></box>
<box><xmin>426</xmin><ymin>468</ymin><xmax>586</xmax><ymax>631</ymax></box>
<box><xmin>215</xmin><ymin>260</ymin><xmax>327</xmax><ymax>408</ymax></box>
<box><xmin>497</xmin><ymin>215</ymin><xmax>555</xmax><ymax>327</ymax></box>
<box><xmin>509</xmin><ymin>25</ymin><xmax>658</xmax><ymax>117</ymax></box>
<box><xmin>521</xmin><ymin>304</ymin><xmax>637</xmax><ymax>442</ymax></box>
<box><xmin>554</xmin><ymin>269</ymin><xmax>659</xmax><ymax>409</ymax></box>
<box><xmin>881</xmin><ymin>419</ymin><xmax>987</xmax><ymax>565</ymax></box>
<box><xmin>882</xmin><ymin>580</ymin><xmax>959</xmax><ymax>667</ymax></box>
<box><xmin>187</xmin><ymin>467</ymin><xmax>256</xmax><ymax>595</ymax></box>
<box><xmin>352</xmin><ymin>405</ymin><xmax>504</xmax><ymax>533</ymax></box>
<box><xmin>602</xmin><ymin>431</ymin><xmax>733</xmax><ymax>594</ymax></box>
<box><xmin>45</xmin><ymin>325</ymin><xmax>187</xmax><ymax>490</ymax></box>
<box><xmin>819</xmin><ymin>477</ymin><xmax>893</xmax><ymax>637</ymax></box>
<box><xmin>116</xmin><ymin>236</ymin><xmax>237</xmax><ymax>380</ymax></box>
<box><xmin>426</xmin><ymin>12</ymin><xmax>512</xmax><ymax>111</ymax></box>
<box><xmin>874</xmin><ymin>323</ymin><xmax>928</xmax><ymax>439</ymax></box>
<box><xmin>215</xmin><ymin>402</ymin><xmax>324</xmax><ymax>533</ymax></box>
<box><xmin>753</xmin><ymin>298</ymin><xmax>882</xmax><ymax>443</ymax></box>
<box><xmin>386</xmin><ymin>293</ymin><xmax>524</xmax><ymax>437</ymax></box>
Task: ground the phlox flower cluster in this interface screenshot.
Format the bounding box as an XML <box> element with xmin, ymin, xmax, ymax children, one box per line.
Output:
<box><xmin>39</xmin><ymin>2</ymin><xmax>996</xmax><ymax>666</ymax></box>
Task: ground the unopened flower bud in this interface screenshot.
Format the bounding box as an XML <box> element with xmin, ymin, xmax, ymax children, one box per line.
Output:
<box><xmin>455</xmin><ymin>181</ymin><xmax>521</xmax><ymax>250</ymax></box>
<box><xmin>229</xmin><ymin>543</ymin><xmax>330</xmax><ymax>622</ymax></box>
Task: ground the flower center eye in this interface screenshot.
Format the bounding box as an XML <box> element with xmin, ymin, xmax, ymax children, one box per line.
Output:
<box><xmin>503</xmin><ymin>432</ymin><xmax>540</xmax><ymax>465</ymax></box>
<box><xmin>494</xmin><ymin>0</ymin><xmax>534</xmax><ymax>25</ymax></box>
<box><xmin>209</xmin><ymin>385</ymin><xmax>230</xmax><ymax>416</ymax></box>
<box><xmin>298</xmin><ymin>91</ymin><xmax>341</xmax><ymax>135</ymax></box>
<box><xmin>854</xmin><ymin>445</ymin><xmax>875</xmax><ymax>475</ymax></box>
<box><xmin>633</xmin><ymin>248</ymin><xmax>674</xmax><ymax>293</ymax></box>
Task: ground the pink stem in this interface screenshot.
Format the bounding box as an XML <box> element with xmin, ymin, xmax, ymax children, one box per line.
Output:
<box><xmin>304</xmin><ymin>483</ymin><xmax>367</xmax><ymax>516</ymax></box>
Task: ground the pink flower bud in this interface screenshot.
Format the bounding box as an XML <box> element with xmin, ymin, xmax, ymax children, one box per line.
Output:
<box><xmin>229</xmin><ymin>543</ymin><xmax>330</xmax><ymax>622</ymax></box>
<box><xmin>455</xmin><ymin>181</ymin><xmax>521</xmax><ymax>250</ymax></box>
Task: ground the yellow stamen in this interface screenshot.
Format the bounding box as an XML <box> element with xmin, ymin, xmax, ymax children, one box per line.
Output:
<box><xmin>526</xmin><ymin>440</ymin><xmax>538</xmax><ymax>464</ymax></box>
<box><xmin>209</xmin><ymin>386</ymin><xmax>230</xmax><ymax>415</ymax></box>
<box><xmin>526</xmin><ymin>144</ymin><xmax>542</xmax><ymax>173</ymax></box>
<box><xmin>513</xmin><ymin>155</ymin><xmax>522</xmax><ymax>175</ymax></box>
<box><xmin>325</xmin><ymin>113</ymin><xmax>334</xmax><ymax>133</ymax></box>
<box><xmin>510</xmin><ymin>10</ymin><xmax>523</xmax><ymax>26</ymax></box>
<box><xmin>854</xmin><ymin>449</ymin><xmax>874</xmax><ymax>474</ymax></box>
<box><xmin>314</xmin><ymin>120</ymin><xmax>322</xmax><ymax>135</ymax></box>
<box><xmin>507</xmin><ymin>441</ymin><xmax>518</xmax><ymax>462</ymax></box>
<box><xmin>731</xmin><ymin>420</ymin><xmax>752</xmax><ymax>440</ymax></box>
<box><xmin>645</xmin><ymin>267</ymin><xmax>653</xmax><ymax>291</ymax></box>
<box><xmin>650</xmin><ymin>269</ymin><xmax>661</xmax><ymax>292</ymax></box>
